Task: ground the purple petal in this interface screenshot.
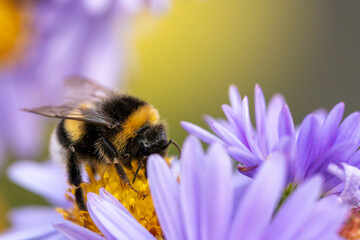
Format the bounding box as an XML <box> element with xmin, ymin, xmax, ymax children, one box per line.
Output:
<box><xmin>53</xmin><ymin>221</ymin><xmax>104</xmax><ymax>240</ymax></box>
<box><xmin>241</xmin><ymin>96</ymin><xmax>262</xmax><ymax>158</ymax></box>
<box><xmin>199</xmin><ymin>144</ymin><xmax>233</xmax><ymax>240</ymax></box>
<box><xmin>266</xmin><ymin>94</ymin><xmax>286</xmax><ymax>152</ymax></box>
<box><xmin>180</xmin><ymin>136</ymin><xmax>205</xmax><ymax>240</ymax></box>
<box><xmin>8</xmin><ymin>161</ymin><xmax>69</xmax><ymax>207</ymax></box>
<box><xmin>98</xmin><ymin>188</ymin><xmax>133</xmax><ymax>218</ymax></box>
<box><xmin>229</xmin><ymin>153</ymin><xmax>286</xmax><ymax>240</ymax></box>
<box><xmin>209</xmin><ymin>120</ymin><xmax>249</xmax><ymax>151</ymax></box>
<box><xmin>348</xmin><ymin>150</ymin><xmax>360</xmax><ymax>167</ymax></box>
<box><xmin>0</xmin><ymin>207</ymin><xmax>64</xmax><ymax>240</ymax></box>
<box><xmin>229</xmin><ymin>85</ymin><xmax>242</xmax><ymax>113</ymax></box>
<box><xmin>148</xmin><ymin>154</ymin><xmax>185</xmax><ymax>240</ymax></box>
<box><xmin>292</xmin><ymin>196</ymin><xmax>348</xmax><ymax>240</ymax></box>
<box><xmin>180</xmin><ymin>121</ymin><xmax>224</xmax><ymax>144</ymax></box>
<box><xmin>335</xmin><ymin>112</ymin><xmax>360</xmax><ymax>149</ymax></box>
<box><xmin>87</xmin><ymin>193</ymin><xmax>155</xmax><ymax>240</ymax></box>
<box><xmin>227</xmin><ymin>147</ymin><xmax>263</xmax><ymax>166</ymax></box>
<box><xmin>319</xmin><ymin>102</ymin><xmax>345</xmax><ymax>151</ymax></box>
<box><xmin>232</xmin><ymin>173</ymin><xmax>251</xmax><ymax>217</ymax></box>
<box><xmin>263</xmin><ymin>176</ymin><xmax>323</xmax><ymax>240</ymax></box>
<box><xmin>306</xmin><ymin>142</ymin><xmax>354</xmax><ymax>178</ymax></box>
<box><xmin>254</xmin><ymin>84</ymin><xmax>267</xmax><ymax>154</ymax></box>
<box><xmin>222</xmin><ymin>104</ymin><xmax>247</xmax><ymax>143</ymax></box>
<box><xmin>278</xmin><ymin>104</ymin><xmax>295</xmax><ymax>138</ymax></box>
<box><xmin>294</xmin><ymin>115</ymin><xmax>321</xmax><ymax>182</ymax></box>
<box><xmin>311</xmin><ymin>108</ymin><xmax>328</xmax><ymax>125</ymax></box>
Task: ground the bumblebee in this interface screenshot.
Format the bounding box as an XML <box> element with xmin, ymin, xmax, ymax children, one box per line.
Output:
<box><xmin>23</xmin><ymin>78</ymin><xmax>180</xmax><ymax>211</ymax></box>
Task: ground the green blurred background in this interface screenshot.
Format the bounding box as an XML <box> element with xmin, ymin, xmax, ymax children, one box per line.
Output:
<box><xmin>2</xmin><ymin>0</ymin><xmax>360</xmax><ymax>221</ymax></box>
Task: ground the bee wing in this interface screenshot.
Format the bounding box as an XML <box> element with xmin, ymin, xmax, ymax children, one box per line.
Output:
<box><xmin>64</xmin><ymin>77</ymin><xmax>115</xmax><ymax>100</ymax></box>
<box><xmin>23</xmin><ymin>104</ymin><xmax>119</xmax><ymax>128</ymax></box>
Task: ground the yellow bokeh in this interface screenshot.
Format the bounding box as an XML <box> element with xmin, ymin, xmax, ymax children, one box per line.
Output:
<box><xmin>0</xmin><ymin>0</ymin><xmax>29</xmax><ymax>67</ymax></box>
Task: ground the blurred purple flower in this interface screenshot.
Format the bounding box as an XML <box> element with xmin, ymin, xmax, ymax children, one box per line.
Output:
<box><xmin>0</xmin><ymin>160</ymin><xmax>69</xmax><ymax>240</ymax></box>
<box><xmin>53</xmin><ymin>137</ymin><xmax>348</xmax><ymax>240</ymax></box>
<box><xmin>181</xmin><ymin>85</ymin><xmax>360</xmax><ymax>191</ymax></box>
<box><xmin>0</xmin><ymin>0</ymin><xmax>169</xmax><ymax>164</ymax></box>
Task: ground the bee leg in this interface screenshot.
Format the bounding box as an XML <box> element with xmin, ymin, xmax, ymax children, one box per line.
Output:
<box><xmin>89</xmin><ymin>159</ymin><xmax>97</xmax><ymax>177</ymax></box>
<box><xmin>114</xmin><ymin>161</ymin><xmax>137</xmax><ymax>192</ymax></box>
<box><xmin>66</xmin><ymin>149</ymin><xmax>87</xmax><ymax>211</ymax></box>
<box><xmin>99</xmin><ymin>137</ymin><xmax>137</xmax><ymax>192</ymax></box>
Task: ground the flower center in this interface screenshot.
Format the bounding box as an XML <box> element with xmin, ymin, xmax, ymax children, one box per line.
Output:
<box><xmin>57</xmin><ymin>161</ymin><xmax>163</xmax><ymax>239</ymax></box>
<box><xmin>340</xmin><ymin>207</ymin><xmax>360</xmax><ymax>240</ymax></box>
<box><xmin>0</xmin><ymin>0</ymin><xmax>30</xmax><ymax>68</ymax></box>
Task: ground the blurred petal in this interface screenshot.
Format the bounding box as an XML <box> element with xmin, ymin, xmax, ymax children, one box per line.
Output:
<box><xmin>335</xmin><ymin>112</ymin><xmax>360</xmax><ymax>149</ymax></box>
<box><xmin>265</xmin><ymin>94</ymin><xmax>286</xmax><ymax>152</ymax></box>
<box><xmin>53</xmin><ymin>221</ymin><xmax>104</xmax><ymax>240</ymax></box>
<box><xmin>0</xmin><ymin>207</ymin><xmax>64</xmax><ymax>240</ymax></box>
<box><xmin>181</xmin><ymin>121</ymin><xmax>224</xmax><ymax>144</ymax></box>
<box><xmin>229</xmin><ymin>85</ymin><xmax>242</xmax><ymax>113</ymax></box>
<box><xmin>295</xmin><ymin>115</ymin><xmax>320</xmax><ymax>182</ymax></box>
<box><xmin>229</xmin><ymin>153</ymin><xmax>286</xmax><ymax>240</ymax></box>
<box><xmin>264</xmin><ymin>176</ymin><xmax>323</xmax><ymax>240</ymax></box>
<box><xmin>87</xmin><ymin>193</ymin><xmax>155</xmax><ymax>240</ymax></box>
<box><xmin>241</xmin><ymin>96</ymin><xmax>261</xmax><ymax>157</ymax></box>
<box><xmin>306</xmin><ymin>142</ymin><xmax>354</xmax><ymax>178</ymax></box>
<box><xmin>199</xmin><ymin>144</ymin><xmax>233</xmax><ymax>240</ymax></box>
<box><xmin>254</xmin><ymin>84</ymin><xmax>267</xmax><ymax>153</ymax></box>
<box><xmin>180</xmin><ymin>136</ymin><xmax>204</xmax><ymax>240</ymax></box>
<box><xmin>320</xmin><ymin>102</ymin><xmax>345</xmax><ymax>151</ymax></box>
<box><xmin>278</xmin><ymin>104</ymin><xmax>295</xmax><ymax>138</ymax></box>
<box><xmin>292</xmin><ymin>196</ymin><xmax>348</xmax><ymax>240</ymax></box>
<box><xmin>148</xmin><ymin>154</ymin><xmax>185</xmax><ymax>240</ymax></box>
<box><xmin>8</xmin><ymin>160</ymin><xmax>69</xmax><ymax>207</ymax></box>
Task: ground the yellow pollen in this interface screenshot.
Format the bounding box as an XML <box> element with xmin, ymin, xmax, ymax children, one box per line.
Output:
<box><xmin>0</xmin><ymin>0</ymin><xmax>30</xmax><ymax>68</ymax></box>
<box><xmin>57</xmin><ymin>159</ymin><xmax>172</xmax><ymax>239</ymax></box>
<box><xmin>340</xmin><ymin>207</ymin><xmax>360</xmax><ymax>240</ymax></box>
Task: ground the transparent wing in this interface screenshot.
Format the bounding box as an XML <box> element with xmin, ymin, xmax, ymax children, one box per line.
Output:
<box><xmin>22</xmin><ymin>103</ymin><xmax>119</xmax><ymax>128</ymax></box>
<box><xmin>64</xmin><ymin>76</ymin><xmax>115</xmax><ymax>101</ymax></box>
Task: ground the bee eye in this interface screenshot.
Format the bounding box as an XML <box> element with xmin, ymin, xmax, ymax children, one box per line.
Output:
<box><xmin>123</xmin><ymin>153</ymin><xmax>130</xmax><ymax>160</ymax></box>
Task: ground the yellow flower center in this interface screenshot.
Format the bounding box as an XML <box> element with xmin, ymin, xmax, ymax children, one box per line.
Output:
<box><xmin>57</xmin><ymin>160</ymin><xmax>165</xmax><ymax>239</ymax></box>
<box><xmin>0</xmin><ymin>0</ymin><xmax>30</xmax><ymax>68</ymax></box>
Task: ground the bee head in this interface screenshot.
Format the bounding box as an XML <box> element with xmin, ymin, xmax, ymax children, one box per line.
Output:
<box><xmin>125</xmin><ymin>123</ymin><xmax>169</xmax><ymax>160</ymax></box>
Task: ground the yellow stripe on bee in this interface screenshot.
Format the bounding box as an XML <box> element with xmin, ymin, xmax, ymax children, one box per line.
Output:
<box><xmin>63</xmin><ymin>104</ymin><xmax>91</xmax><ymax>141</ymax></box>
<box><xmin>64</xmin><ymin>118</ymin><xmax>85</xmax><ymax>141</ymax></box>
<box><xmin>114</xmin><ymin>104</ymin><xmax>159</xmax><ymax>152</ymax></box>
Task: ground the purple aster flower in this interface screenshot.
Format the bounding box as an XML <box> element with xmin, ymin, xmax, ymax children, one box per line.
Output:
<box><xmin>0</xmin><ymin>0</ymin><xmax>169</xmax><ymax>164</ymax></box>
<box><xmin>52</xmin><ymin>136</ymin><xmax>348</xmax><ymax>240</ymax></box>
<box><xmin>181</xmin><ymin>85</ymin><xmax>360</xmax><ymax>191</ymax></box>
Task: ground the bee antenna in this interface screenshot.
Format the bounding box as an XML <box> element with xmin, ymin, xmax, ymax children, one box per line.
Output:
<box><xmin>132</xmin><ymin>157</ymin><xmax>145</xmax><ymax>183</ymax></box>
<box><xmin>169</xmin><ymin>140</ymin><xmax>181</xmax><ymax>159</ymax></box>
